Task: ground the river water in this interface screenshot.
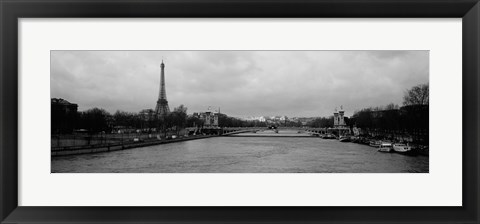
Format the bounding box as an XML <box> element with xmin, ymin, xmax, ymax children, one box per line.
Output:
<box><xmin>52</xmin><ymin>130</ymin><xmax>428</xmax><ymax>173</ymax></box>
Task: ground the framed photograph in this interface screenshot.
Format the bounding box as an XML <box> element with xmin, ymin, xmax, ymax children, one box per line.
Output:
<box><xmin>1</xmin><ymin>0</ymin><xmax>479</xmax><ymax>223</ymax></box>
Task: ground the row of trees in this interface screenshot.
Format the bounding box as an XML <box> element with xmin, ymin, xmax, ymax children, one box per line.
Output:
<box><xmin>351</xmin><ymin>83</ymin><xmax>428</xmax><ymax>132</ymax></box>
<box><xmin>306</xmin><ymin>83</ymin><xmax>429</xmax><ymax>130</ymax></box>
<box><xmin>307</xmin><ymin>116</ymin><xmax>352</xmax><ymax>128</ymax></box>
<box><xmin>307</xmin><ymin>117</ymin><xmax>334</xmax><ymax>128</ymax></box>
<box><xmin>53</xmin><ymin>102</ymin><xmax>279</xmax><ymax>134</ymax></box>
<box><xmin>52</xmin><ymin>105</ymin><xmax>189</xmax><ymax>134</ymax></box>
<box><xmin>350</xmin><ymin>104</ymin><xmax>428</xmax><ymax>131</ymax></box>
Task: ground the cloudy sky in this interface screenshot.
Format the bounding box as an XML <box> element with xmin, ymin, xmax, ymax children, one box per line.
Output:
<box><xmin>51</xmin><ymin>51</ymin><xmax>428</xmax><ymax>118</ymax></box>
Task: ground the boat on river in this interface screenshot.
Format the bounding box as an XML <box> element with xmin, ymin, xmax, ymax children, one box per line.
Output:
<box><xmin>323</xmin><ymin>134</ymin><xmax>336</xmax><ymax>139</ymax></box>
<box><xmin>392</xmin><ymin>143</ymin><xmax>412</xmax><ymax>154</ymax></box>
<box><xmin>378</xmin><ymin>142</ymin><xmax>393</xmax><ymax>152</ymax></box>
<box><xmin>369</xmin><ymin>140</ymin><xmax>382</xmax><ymax>147</ymax></box>
<box><xmin>339</xmin><ymin>136</ymin><xmax>351</xmax><ymax>142</ymax></box>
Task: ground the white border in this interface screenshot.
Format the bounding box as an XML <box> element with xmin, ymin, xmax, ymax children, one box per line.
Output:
<box><xmin>19</xmin><ymin>19</ymin><xmax>462</xmax><ymax>206</ymax></box>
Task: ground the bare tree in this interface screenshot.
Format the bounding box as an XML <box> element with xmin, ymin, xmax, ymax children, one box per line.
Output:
<box><xmin>403</xmin><ymin>84</ymin><xmax>429</xmax><ymax>106</ymax></box>
<box><xmin>385</xmin><ymin>103</ymin><xmax>399</xmax><ymax>110</ymax></box>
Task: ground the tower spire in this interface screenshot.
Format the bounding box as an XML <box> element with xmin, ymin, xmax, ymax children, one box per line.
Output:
<box><xmin>155</xmin><ymin>60</ymin><xmax>170</xmax><ymax>117</ymax></box>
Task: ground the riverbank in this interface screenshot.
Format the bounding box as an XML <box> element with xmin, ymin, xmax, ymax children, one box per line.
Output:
<box><xmin>51</xmin><ymin>135</ymin><xmax>214</xmax><ymax>157</ymax></box>
<box><xmin>52</xmin><ymin>129</ymin><xmax>256</xmax><ymax>157</ymax></box>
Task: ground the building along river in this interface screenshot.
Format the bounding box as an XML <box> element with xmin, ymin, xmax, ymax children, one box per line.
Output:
<box><xmin>51</xmin><ymin>129</ymin><xmax>428</xmax><ymax>173</ymax></box>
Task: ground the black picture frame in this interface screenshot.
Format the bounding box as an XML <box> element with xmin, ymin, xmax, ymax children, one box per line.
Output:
<box><xmin>1</xmin><ymin>0</ymin><xmax>479</xmax><ymax>223</ymax></box>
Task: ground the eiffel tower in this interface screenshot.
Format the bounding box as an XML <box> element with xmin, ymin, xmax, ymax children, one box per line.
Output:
<box><xmin>155</xmin><ymin>60</ymin><xmax>170</xmax><ymax>118</ymax></box>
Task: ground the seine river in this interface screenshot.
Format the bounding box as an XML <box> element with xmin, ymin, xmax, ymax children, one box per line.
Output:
<box><xmin>52</xmin><ymin>130</ymin><xmax>428</xmax><ymax>173</ymax></box>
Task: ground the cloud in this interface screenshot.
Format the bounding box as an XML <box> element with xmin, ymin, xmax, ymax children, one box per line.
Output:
<box><xmin>51</xmin><ymin>51</ymin><xmax>428</xmax><ymax>117</ymax></box>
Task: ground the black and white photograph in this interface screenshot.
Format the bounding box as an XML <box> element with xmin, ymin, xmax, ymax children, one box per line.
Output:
<box><xmin>51</xmin><ymin>50</ymin><xmax>429</xmax><ymax>173</ymax></box>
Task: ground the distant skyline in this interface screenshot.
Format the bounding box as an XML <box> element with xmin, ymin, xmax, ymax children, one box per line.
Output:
<box><xmin>51</xmin><ymin>51</ymin><xmax>429</xmax><ymax>118</ymax></box>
